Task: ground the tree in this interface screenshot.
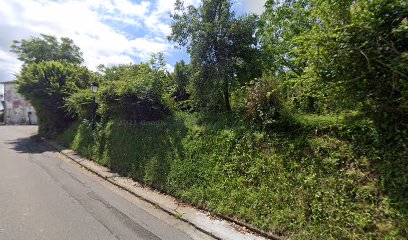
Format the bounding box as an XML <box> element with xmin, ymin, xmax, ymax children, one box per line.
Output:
<box><xmin>261</xmin><ymin>0</ymin><xmax>407</xmax><ymax>129</ymax></box>
<box><xmin>68</xmin><ymin>57</ymin><xmax>171</xmax><ymax>123</ymax></box>
<box><xmin>11</xmin><ymin>34</ymin><xmax>83</xmax><ymax>64</ymax></box>
<box><xmin>11</xmin><ymin>34</ymin><xmax>87</xmax><ymax>136</ymax></box>
<box><xmin>97</xmin><ymin>63</ymin><xmax>143</xmax><ymax>82</ymax></box>
<box><xmin>259</xmin><ymin>0</ymin><xmax>359</xmax><ymax>113</ymax></box>
<box><xmin>259</xmin><ymin>0</ymin><xmax>313</xmax><ymax>76</ymax></box>
<box><xmin>327</xmin><ymin>0</ymin><xmax>408</xmax><ymax>130</ymax></box>
<box><xmin>16</xmin><ymin>61</ymin><xmax>96</xmax><ymax>137</ymax></box>
<box><xmin>169</xmin><ymin>0</ymin><xmax>261</xmax><ymax>111</ymax></box>
<box><xmin>171</xmin><ymin>60</ymin><xmax>190</xmax><ymax>101</ymax></box>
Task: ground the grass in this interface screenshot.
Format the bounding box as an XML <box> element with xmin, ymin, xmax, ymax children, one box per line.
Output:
<box><xmin>57</xmin><ymin>112</ymin><xmax>407</xmax><ymax>239</ymax></box>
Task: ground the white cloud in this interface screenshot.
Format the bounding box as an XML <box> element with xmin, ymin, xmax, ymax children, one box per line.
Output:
<box><xmin>240</xmin><ymin>0</ymin><xmax>266</xmax><ymax>14</ymax></box>
<box><xmin>0</xmin><ymin>0</ymin><xmax>265</xmax><ymax>82</ymax></box>
<box><xmin>0</xmin><ymin>49</ymin><xmax>21</xmax><ymax>81</ymax></box>
<box><xmin>0</xmin><ymin>0</ymin><xmax>175</xmax><ymax>81</ymax></box>
<box><xmin>107</xmin><ymin>0</ymin><xmax>150</xmax><ymax>16</ymax></box>
<box><xmin>143</xmin><ymin>0</ymin><xmax>200</xmax><ymax>36</ymax></box>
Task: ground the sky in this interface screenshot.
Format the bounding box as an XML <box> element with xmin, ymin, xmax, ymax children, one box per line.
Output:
<box><xmin>0</xmin><ymin>0</ymin><xmax>266</xmax><ymax>88</ymax></box>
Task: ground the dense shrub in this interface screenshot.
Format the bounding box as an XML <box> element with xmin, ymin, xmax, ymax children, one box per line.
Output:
<box><xmin>65</xmin><ymin>88</ymin><xmax>97</xmax><ymax>120</ymax></box>
<box><xmin>16</xmin><ymin>61</ymin><xmax>96</xmax><ymax>137</ymax></box>
<box><xmin>58</xmin><ymin>112</ymin><xmax>407</xmax><ymax>239</ymax></box>
<box><xmin>67</xmin><ymin>62</ymin><xmax>171</xmax><ymax>123</ymax></box>
<box><xmin>98</xmin><ymin>62</ymin><xmax>171</xmax><ymax>122</ymax></box>
<box><xmin>97</xmin><ymin>79</ymin><xmax>170</xmax><ymax>122</ymax></box>
<box><xmin>0</xmin><ymin>112</ymin><xmax>4</xmax><ymax>123</ymax></box>
<box><xmin>169</xmin><ymin>60</ymin><xmax>190</xmax><ymax>102</ymax></box>
<box><xmin>245</xmin><ymin>75</ymin><xmax>283</xmax><ymax>125</ymax></box>
<box><xmin>340</xmin><ymin>0</ymin><xmax>408</xmax><ymax>129</ymax></box>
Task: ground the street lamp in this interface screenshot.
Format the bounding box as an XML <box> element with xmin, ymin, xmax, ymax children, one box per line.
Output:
<box><xmin>91</xmin><ymin>82</ymin><xmax>99</xmax><ymax>93</ymax></box>
<box><xmin>91</xmin><ymin>82</ymin><xmax>99</xmax><ymax>130</ymax></box>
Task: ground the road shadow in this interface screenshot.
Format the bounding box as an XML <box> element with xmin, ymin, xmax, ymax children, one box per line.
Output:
<box><xmin>6</xmin><ymin>135</ymin><xmax>57</xmax><ymax>154</ymax></box>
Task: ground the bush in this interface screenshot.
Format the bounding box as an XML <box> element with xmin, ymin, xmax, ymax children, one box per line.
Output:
<box><xmin>245</xmin><ymin>74</ymin><xmax>283</xmax><ymax>125</ymax></box>
<box><xmin>97</xmin><ymin>62</ymin><xmax>171</xmax><ymax>122</ymax></box>
<box><xmin>0</xmin><ymin>112</ymin><xmax>4</xmax><ymax>123</ymax></box>
<box><xmin>97</xmin><ymin>79</ymin><xmax>170</xmax><ymax>122</ymax></box>
<box><xmin>169</xmin><ymin>60</ymin><xmax>190</xmax><ymax>102</ymax></box>
<box><xmin>58</xmin><ymin>112</ymin><xmax>407</xmax><ymax>239</ymax></box>
<box><xmin>65</xmin><ymin>89</ymin><xmax>96</xmax><ymax>120</ymax></box>
<box><xmin>16</xmin><ymin>61</ymin><xmax>96</xmax><ymax>137</ymax></box>
<box><xmin>67</xmin><ymin>62</ymin><xmax>171</xmax><ymax>123</ymax></box>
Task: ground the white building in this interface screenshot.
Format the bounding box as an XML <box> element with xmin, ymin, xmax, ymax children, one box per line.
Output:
<box><xmin>0</xmin><ymin>93</ymin><xmax>4</xmax><ymax>112</ymax></box>
<box><xmin>2</xmin><ymin>81</ymin><xmax>38</xmax><ymax>125</ymax></box>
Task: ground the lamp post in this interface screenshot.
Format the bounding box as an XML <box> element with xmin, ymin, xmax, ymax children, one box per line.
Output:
<box><xmin>91</xmin><ymin>82</ymin><xmax>99</xmax><ymax>130</ymax></box>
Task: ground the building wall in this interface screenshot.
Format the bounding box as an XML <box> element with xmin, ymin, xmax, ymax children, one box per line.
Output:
<box><xmin>4</xmin><ymin>82</ymin><xmax>38</xmax><ymax>125</ymax></box>
<box><xmin>0</xmin><ymin>93</ymin><xmax>4</xmax><ymax>111</ymax></box>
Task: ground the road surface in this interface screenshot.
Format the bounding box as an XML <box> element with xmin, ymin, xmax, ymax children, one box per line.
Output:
<box><xmin>0</xmin><ymin>126</ymin><xmax>214</xmax><ymax>240</ymax></box>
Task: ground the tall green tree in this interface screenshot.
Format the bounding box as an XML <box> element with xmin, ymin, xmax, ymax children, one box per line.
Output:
<box><xmin>330</xmin><ymin>0</ymin><xmax>408</xmax><ymax>130</ymax></box>
<box><xmin>260</xmin><ymin>0</ymin><xmax>359</xmax><ymax>113</ymax></box>
<box><xmin>171</xmin><ymin>60</ymin><xmax>190</xmax><ymax>101</ymax></box>
<box><xmin>261</xmin><ymin>0</ymin><xmax>407</xmax><ymax>128</ymax></box>
<box><xmin>11</xmin><ymin>34</ymin><xmax>89</xmax><ymax>136</ymax></box>
<box><xmin>169</xmin><ymin>0</ymin><xmax>261</xmax><ymax>111</ymax></box>
<box><xmin>16</xmin><ymin>61</ymin><xmax>96</xmax><ymax>137</ymax></box>
<box><xmin>259</xmin><ymin>0</ymin><xmax>313</xmax><ymax>76</ymax></box>
<box><xmin>11</xmin><ymin>34</ymin><xmax>83</xmax><ymax>64</ymax></box>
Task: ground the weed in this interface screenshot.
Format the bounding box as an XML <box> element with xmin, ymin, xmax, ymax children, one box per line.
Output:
<box><xmin>58</xmin><ymin>111</ymin><xmax>408</xmax><ymax>239</ymax></box>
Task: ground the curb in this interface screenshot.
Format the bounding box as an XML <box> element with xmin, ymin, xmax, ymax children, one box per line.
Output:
<box><xmin>44</xmin><ymin>139</ymin><xmax>283</xmax><ymax>240</ymax></box>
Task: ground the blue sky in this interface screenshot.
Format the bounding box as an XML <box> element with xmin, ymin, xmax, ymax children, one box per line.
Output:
<box><xmin>0</xmin><ymin>0</ymin><xmax>266</xmax><ymax>89</ymax></box>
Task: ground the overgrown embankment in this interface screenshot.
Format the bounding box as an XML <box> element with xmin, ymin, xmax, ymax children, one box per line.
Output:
<box><xmin>58</xmin><ymin>112</ymin><xmax>408</xmax><ymax>239</ymax></box>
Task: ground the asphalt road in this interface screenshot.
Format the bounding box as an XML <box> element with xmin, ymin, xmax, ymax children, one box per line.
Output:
<box><xmin>0</xmin><ymin>126</ymin><xmax>214</xmax><ymax>240</ymax></box>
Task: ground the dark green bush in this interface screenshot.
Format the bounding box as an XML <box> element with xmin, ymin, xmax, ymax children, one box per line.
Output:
<box><xmin>65</xmin><ymin>89</ymin><xmax>96</xmax><ymax>120</ymax></box>
<box><xmin>66</xmin><ymin>62</ymin><xmax>171</xmax><ymax>123</ymax></box>
<box><xmin>0</xmin><ymin>112</ymin><xmax>4</xmax><ymax>123</ymax></box>
<box><xmin>16</xmin><ymin>61</ymin><xmax>96</xmax><ymax>137</ymax></box>
<box><xmin>58</xmin><ymin>111</ymin><xmax>407</xmax><ymax>239</ymax></box>
<box><xmin>245</xmin><ymin>74</ymin><xmax>283</xmax><ymax>125</ymax></box>
<box><xmin>97</xmin><ymin>62</ymin><xmax>171</xmax><ymax>122</ymax></box>
<box><xmin>97</xmin><ymin>78</ymin><xmax>170</xmax><ymax>122</ymax></box>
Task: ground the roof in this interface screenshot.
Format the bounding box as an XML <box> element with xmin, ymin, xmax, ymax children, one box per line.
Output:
<box><xmin>1</xmin><ymin>81</ymin><xmax>16</xmax><ymax>84</ymax></box>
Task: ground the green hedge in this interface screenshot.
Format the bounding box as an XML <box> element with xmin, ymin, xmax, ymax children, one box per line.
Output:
<box><xmin>58</xmin><ymin>112</ymin><xmax>407</xmax><ymax>239</ymax></box>
<box><xmin>66</xmin><ymin>62</ymin><xmax>171</xmax><ymax>124</ymax></box>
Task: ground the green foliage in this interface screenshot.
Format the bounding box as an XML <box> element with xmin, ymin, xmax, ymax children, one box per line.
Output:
<box><xmin>96</xmin><ymin>75</ymin><xmax>170</xmax><ymax>122</ymax></box>
<box><xmin>11</xmin><ymin>34</ymin><xmax>83</xmax><ymax>64</ymax></box>
<box><xmin>169</xmin><ymin>60</ymin><xmax>190</xmax><ymax>102</ymax></box>
<box><xmin>260</xmin><ymin>0</ymin><xmax>313</xmax><ymax>75</ymax></box>
<box><xmin>260</xmin><ymin>0</ymin><xmax>355</xmax><ymax>114</ymax></box>
<box><xmin>260</xmin><ymin>0</ymin><xmax>407</xmax><ymax>140</ymax></box>
<box><xmin>337</xmin><ymin>0</ymin><xmax>407</xmax><ymax>130</ymax></box>
<box><xmin>97</xmin><ymin>59</ymin><xmax>170</xmax><ymax>122</ymax></box>
<box><xmin>96</xmin><ymin>63</ymin><xmax>144</xmax><ymax>82</ymax></box>
<box><xmin>245</xmin><ymin>74</ymin><xmax>283</xmax><ymax>125</ymax></box>
<box><xmin>11</xmin><ymin>34</ymin><xmax>90</xmax><ymax>136</ymax></box>
<box><xmin>59</xmin><ymin>112</ymin><xmax>408</xmax><ymax>239</ymax></box>
<box><xmin>67</xmin><ymin>57</ymin><xmax>171</xmax><ymax>123</ymax></box>
<box><xmin>0</xmin><ymin>112</ymin><xmax>4</xmax><ymax>123</ymax></box>
<box><xmin>16</xmin><ymin>61</ymin><xmax>96</xmax><ymax>137</ymax></box>
<box><xmin>65</xmin><ymin>89</ymin><xmax>96</xmax><ymax>120</ymax></box>
<box><xmin>169</xmin><ymin>0</ymin><xmax>261</xmax><ymax>111</ymax></box>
